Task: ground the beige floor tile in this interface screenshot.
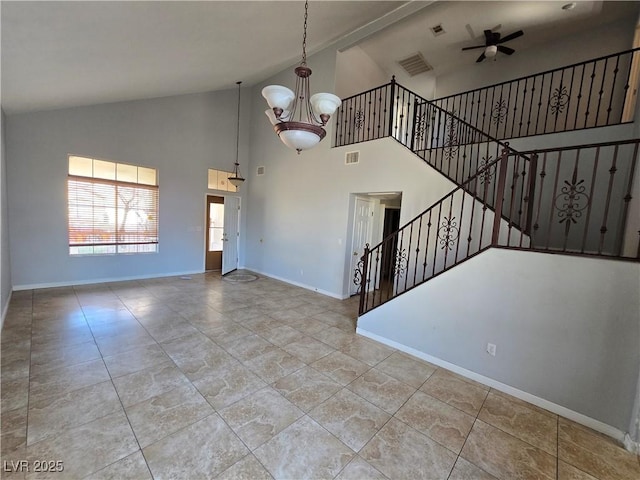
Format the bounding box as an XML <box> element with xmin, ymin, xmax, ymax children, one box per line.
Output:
<box><xmin>257</xmin><ymin>324</ymin><xmax>303</xmax><ymax>347</ymax></box>
<box><xmin>243</xmin><ymin>348</ymin><xmax>306</xmax><ymax>383</ymax></box>
<box><xmin>395</xmin><ymin>390</ymin><xmax>475</xmax><ymax>453</ymax></box>
<box><xmin>192</xmin><ymin>362</ymin><xmax>267</xmax><ymax>411</ymax></box>
<box><xmin>309</xmin><ymin>388</ymin><xmax>390</xmax><ymax>452</ymax></box>
<box><xmin>282</xmin><ymin>335</ymin><xmax>335</xmax><ymax>364</ymax></box>
<box><xmin>143</xmin><ymin>413</ymin><xmax>248</xmax><ymax>479</ymax></box>
<box><xmin>112</xmin><ymin>361</ymin><xmax>191</xmax><ymax>407</ymax></box>
<box><xmin>27</xmin><ymin>380</ymin><xmax>122</xmax><ymax>445</ymax></box>
<box><xmin>449</xmin><ymin>457</ymin><xmax>497</xmax><ymax>479</ymax></box>
<box><xmin>28</xmin><ymin>359</ymin><xmax>110</xmax><ymax>405</ymax></box>
<box><xmin>335</xmin><ymin>456</ymin><xmax>389</xmax><ymax>480</ymax></box>
<box><xmin>558</xmin><ymin>418</ymin><xmax>640</xmax><ymax>480</ymax></box>
<box><xmin>1</xmin><ymin>407</ymin><xmax>27</xmax><ymax>455</ymax></box>
<box><xmin>348</xmin><ymin>368</ymin><xmax>416</xmax><ymax>414</ymax></box>
<box><xmin>25</xmin><ymin>410</ymin><xmax>138</xmax><ymax>479</ymax></box>
<box><xmin>30</xmin><ymin>340</ymin><xmax>102</xmax><ymax>375</ymax></box>
<box><xmin>84</xmin><ymin>451</ymin><xmax>152</xmax><ymax>480</ymax></box>
<box><xmin>254</xmin><ymin>415</ymin><xmax>355</xmax><ymax>479</ymax></box>
<box><xmin>143</xmin><ymin>319</ymin><xmax>199</xmax><ymax>343</ymax></box>
<box><xmin>478</xmin><ymin>391</ymin><xmax>558</xmax><ymax>456</ymax></box>
<box><xmin>203</xmin><ymin>322</ymin><xmax>253</xmax><ymax>348</ymax></box>
<box><xmin>421</xmin><ymin>369</ymin><xmax>489</xmax><ymax>416</ymax></box>
<box><xmin>375</xmin><ymin>351</ymin><xmax>436</xmax><ymax>388</ymax></box>
<box><xmin>490</xmin><ymin>389</ymin><xmax>557</xmax><ymax>419</ymax></box>
<box><xmin>340</xmin><ymin>338</ymin><xmax>395</xmax><ymax>366</ymax></box>
<box><xmin>460</xmin><ymin>419</ymin><xmax>556</xmax><ymax>480</ymax></box>
<box><xmin>218</xmin><ymin>387</ymin><xmax>303</xmax><ymax>450</ymax></box>
<box><xmin>311</xmin><ymin>351</ymin><xmax>371</xmax><ymax>386</ymax></box>
<box><xmin>103</xmin><ymin>344</ymin><xmax>170</xmax><ymax>378</ymax></box>
<box><xmin>1</xmin><ymin>377</ymin><xmax>29</xmax><ymax>413</ymax></box>
<box><xmin>125</xmin><ymin>383</ymin><xmax>214</xmax><ymax>447</ymax></box>
<box><xmin>165</xmin><ymin>342</ymin><xmax>237</xmax><ymax>381</ymax></box>
<box><xmin>225</xmin><ymin>334</ymin><xmax>278</xmax><ymax>362</ymax></box>
<box><xmin>272</xmin><ymin>366</ymin><xmax>341</xmax><ymax>412</ymax></box>
<box><xmin>360</xmin><ymin>417</ymin><xmax>457</xmax><ymax>480</ymax></box>
<box><xmin>311</xmin><ymin>325</ymin><xmax>355</xmax><ymax>349</ymax></box>
<box><xmin>215</xmin><ymin>454</ymin><xmax>273</xmax><ymax>480</ymax></box>
<box><xmin>558</xmin><ymin>460</ymin><xmax>599</xmax><ymax>480</ymax></box>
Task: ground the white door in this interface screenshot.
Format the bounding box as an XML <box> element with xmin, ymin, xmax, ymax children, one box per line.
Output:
<box><xmin>222</xmin><ymin>196</ymin><xmax>240</xmax><ymax>275</ymax></box>
<box><xmin>350</xmin><ymin>197</ymin><xmax>374</xmax><ymax>295</ymax></box>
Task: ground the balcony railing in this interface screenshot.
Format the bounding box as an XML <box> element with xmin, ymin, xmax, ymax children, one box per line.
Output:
<box><xmin>357</xmin><ymin>138</ymin><xmax>640</xmax><ymax>315</ymax></box>
<box><xmin>432</xmin><ymin>48</ymin><xmax>640</xmax><ymax>141</ymax></box>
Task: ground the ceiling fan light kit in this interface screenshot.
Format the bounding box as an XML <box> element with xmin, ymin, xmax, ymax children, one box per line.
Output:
<box><xmin>461</xmin><ymin>28</ymin><xmax>524</xmax><ymax>63</ymax></box>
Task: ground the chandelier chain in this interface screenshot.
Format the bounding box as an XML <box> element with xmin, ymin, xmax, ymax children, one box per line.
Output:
<box><xmin>301</xmin><ymin>0</ymin><xmax>308</xmax><ymax>65</ymax></box>
<box><xmin>235</xmin><ymin>81</ymin><xmax>241</xmax><ymax>165</ymax></box>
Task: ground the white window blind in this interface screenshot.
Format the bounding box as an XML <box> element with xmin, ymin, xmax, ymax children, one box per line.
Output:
<box><xmin>68</xmin><ymin>156</ymin><xmax>158</xmax><ymax>255</ymax></box>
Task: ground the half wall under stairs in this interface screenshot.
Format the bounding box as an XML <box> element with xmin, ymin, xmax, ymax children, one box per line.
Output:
<box><xmin>357</xmin><ymin>247</ymin><xmax>640</xmax><ymax>447</ymax></box>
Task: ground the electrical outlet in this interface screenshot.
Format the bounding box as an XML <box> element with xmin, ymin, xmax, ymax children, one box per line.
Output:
<box><xmin>486</xmin><ymin>343</ymin><xmax>497</xmax><ymax>356</ymax></box>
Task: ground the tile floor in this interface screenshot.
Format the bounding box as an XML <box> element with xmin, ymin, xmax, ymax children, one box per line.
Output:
<box><xmin>1</xmin><ymin>271</ymin><xmax>639</xmax><ymax>479</ymax></box>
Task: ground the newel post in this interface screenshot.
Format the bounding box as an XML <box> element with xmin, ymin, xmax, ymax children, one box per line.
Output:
<box><xmin>491</xmin><ymin>145</ymin><xmax>511</xmax><ymax>246</ymax></box>
<box><xmin>388</xmin><ymin>76</ymin><xmax>396</xmax><ymax>138</ymax></box>
<box><xmin>358</xmin><ymin>244</ymin><xmax>370</xmax><ymax>316</ymax></box>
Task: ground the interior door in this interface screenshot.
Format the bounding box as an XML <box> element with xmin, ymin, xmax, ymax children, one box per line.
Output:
<box><xmin>205</xmin><ymin>196</ymin><xmax>224</xmax><ymax>271</ymax></box>
<box><xmin>350</xmin><ymin>197</ymin><xmax>374</xmax><ymax>295</ymax></box>
<box><xmin>222</xmin><ymin>196</ymin><xmax>240</xmax><ymax>275</ymax></box>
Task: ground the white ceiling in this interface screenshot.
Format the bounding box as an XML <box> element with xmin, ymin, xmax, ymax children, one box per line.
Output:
<box><xmin>2</xmin><ymin>1</ymin><xmax>638</xmax><ymax>115</ymax></box>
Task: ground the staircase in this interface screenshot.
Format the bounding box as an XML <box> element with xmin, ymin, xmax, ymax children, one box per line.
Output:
<box><xmin>335</xmin><ymin>49</ymin><xmax>640</xmax><ymax>315</ymax></box>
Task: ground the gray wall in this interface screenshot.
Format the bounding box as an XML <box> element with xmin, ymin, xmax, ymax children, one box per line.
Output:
<box><xmin>358</xmin><ymin>248</ymin><xmax>640</xmax><ymax>434</ymax></box>
<box><xmin>6</xmin><ymin>89</ymin><xmax>250</xmax><ymax>288</ymax></box>
<box><xmin>1</xmin><ymin>109</ymin><xmax>12</xmax><ymax>323</ymax></box>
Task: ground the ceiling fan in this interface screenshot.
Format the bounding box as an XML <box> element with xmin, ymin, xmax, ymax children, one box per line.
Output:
<box><xmin>462</xmin><ymin>29</ymin><xmax>524</xmax><ymax>63</ymax></box>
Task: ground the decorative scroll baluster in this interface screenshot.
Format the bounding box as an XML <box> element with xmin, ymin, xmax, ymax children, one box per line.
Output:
<box><xmin>598</xmin><ymin>145</ymin><xmax>619</xmax><ymax>254</ymax></box>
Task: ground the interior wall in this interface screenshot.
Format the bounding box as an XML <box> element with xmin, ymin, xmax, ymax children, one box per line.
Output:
<box><xmin>1</xmin><ymin>109</ymin><xmax>12</xmax><ymax>324</ymax></box>
<box><xmin>435</xmin><ymin>17</ymin><xmax>637</xmax><ymax>99</ymax></box>
<box><xmin>334</xmin><ymin>46</ymin><xmax>390</xmax><ymax>99</ymax></box>
<box><xmin>358</xmin><ymin>248</ymin><xmax>640</xmax><ymax>434</ymax></box>
<box><xmin>5</xmin><ymin>89</ymin><xmax>251</xmax><ymax>288</ymax></box>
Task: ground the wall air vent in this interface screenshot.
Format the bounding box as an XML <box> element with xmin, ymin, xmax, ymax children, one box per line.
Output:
<box><xmin>256</xmin><ymin>166</ymin><xmax>265</xmax><ymax>176</ymax></box>
<box><xmin>345</xmin><ymin>151</ymin><xmax>360</xmax><ymax>165</ymax></box>
<box><xmin>430</xmin><ymin>24</ymin><xmax>445</xmax><ymax>36</ymax></box>
<box><xmin>398</xmin><ymin>53</ymin><xmax>432</xmax><ymax>77</ymax></box>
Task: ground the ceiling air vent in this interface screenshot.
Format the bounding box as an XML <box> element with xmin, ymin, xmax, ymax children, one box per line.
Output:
<box><xmin>430</xmin><ymin>24</ymin><xmax>446</xmax><ymax>36</ymax></box>
<box><xmin>345</xmin><ymin>151</ymin><xmax>360</xmax><ymax>165</ymax></box>
<box><xmin>398</xmin><ymin>53</ymin><xmax>432</xmax><ymax>77</ymax></box>
<box><xmin>256</xmin><ymin>166</ymin><xmax>265</xmax><ymax>176</ymax></box>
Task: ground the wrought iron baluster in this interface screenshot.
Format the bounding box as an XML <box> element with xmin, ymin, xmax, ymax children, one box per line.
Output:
<box><xmin>584</xmin><ymin>60</ymin><xmax>597</xmax><ymax>128</ymax></box>
<box><xmin>558</xmin><ymin>150</ymin><xmax>584</xmax><ymax>252</ymax></box>
<box><xmin>423</xmin><ymin>210</ymin><xmax>432</xmax><ymax>281</ymax></box>
<box><xmin>534</xmin><ymin>73</ymin><xmax>546</xmax><ymax>135</ymax></box>
<box><xmin>580</xmin><ymin>146</ymin><xmax>600</xmax><ymax>253</ymax></box>
<box><xmin>564</xmin><ymin>66</ymin><xmax>576</xmax><ymax>132</ymax></box>
<box><xmin>574</xmin><ymin>64</ymin><xmax>586</xmax><ymax>130</ymax></box>
<box><xmin>545</xmin><ymin>151</ymin><xmax>563</xmax><ymax>250</ymax></box>
<box><xmin>595</xmin><ymin>57</ymin><xmax>609</xmax><ymax>126</ymax></box>
<box><xmin>605</xmin><ymin>54</ymin><xmax>620</xmax><ymax>126</ymax></box>
<box><xmin>413</xmin><ymin>216</ymin><xmax>423</xmax><ymax>286</ymax></box>
<box><xmin>598</xmin><ymin>145</ymin><xmax>619</xmax><ymax>254</ymax></box>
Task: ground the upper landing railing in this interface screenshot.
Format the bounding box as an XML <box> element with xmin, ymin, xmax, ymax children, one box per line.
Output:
<box><xmin>431</xmin><ymin>48</ymin><xmax>640</xmax><ymax>141</ymax></box>
<box><xmin>335</xmin><ymin>48</ymin><xmax>639</xmax><ymax>150</ymax></box>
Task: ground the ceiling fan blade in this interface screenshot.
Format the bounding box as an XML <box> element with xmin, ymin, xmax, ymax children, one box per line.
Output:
<box><xmin>483</xmin><ymin>29</ymin><xmax>493</xmax><ymax>44</ymax></box>
<box><xmin>462</xmin><ymin>45</ymin><xmax>486</xmax><ymax>51</ymax></box>
<box><xmin>499</xmin><ymin>30</ymin><xmax>524</xmax><ymax>43</ymax></box>
<box><xmin>476</xmin><ymin>52</ymin><xmax>486</xmax><ymax>63</ymax></box>
<box><xmin>497</xmin><ymin>45</ymin><xmax>515</xmax><ymax>55</ymax></box>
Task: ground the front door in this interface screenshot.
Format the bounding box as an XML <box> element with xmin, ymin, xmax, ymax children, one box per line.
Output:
<box><xmin>205</xmin><ymin>196</ymin><xmax>224</xmax><ymax>271</ymax></box>
<box><xmin>350</xmin><ymin>197</ymin><xmax>374</xmax><ymax>296</ymax></box>
<box><xmin>222</xmin><ymin>195</ymin><xmax>240</xmax><ymax>275</ymax></box>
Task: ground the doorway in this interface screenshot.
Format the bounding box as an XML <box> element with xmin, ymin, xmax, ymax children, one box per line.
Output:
<box><xmin>205</xmin><ymin>195</ymin><xmax>240</xmax><ymax>274</ymax></box>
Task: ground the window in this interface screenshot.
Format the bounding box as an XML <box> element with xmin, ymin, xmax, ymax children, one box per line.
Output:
<box><xmin>68</xmin><ymin>156</ymin><xmax>158</xmax><ymax>255</ymax></box>
<box><xmin>207</xmin><ymin>168</ymin><xmax>238</xmax><ymax>192</ymax></box>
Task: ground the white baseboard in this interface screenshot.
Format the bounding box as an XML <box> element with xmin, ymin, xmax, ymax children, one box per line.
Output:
<box><xmin>246</xmin><ymin>268</ymin><xmax>346</xmax><ymax>300</ymax></box>
<box><xmin>357</xmin><ymin>326</ymin><xmax>631</xmax><ymax>449</ymax></box>
<box><xmin>12</xmin><ymin>270</ymin><xmax>205</xmax><ymax>291</ymax></box>
<box><xmin>624</xmin><ymin>433</ymin><xmax>640</xmax><ymax>455</ymax></box>
<box><xmin>1</xmin><ymin>289</ymin><xmax>12</xmax><ymax>331</ymax></box>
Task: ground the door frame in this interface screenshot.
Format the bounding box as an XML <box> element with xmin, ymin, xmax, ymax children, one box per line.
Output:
<box><xmin>203</xmin><ymin>193</ymin><xmax>241</xmax><ymax>273</ymax></box>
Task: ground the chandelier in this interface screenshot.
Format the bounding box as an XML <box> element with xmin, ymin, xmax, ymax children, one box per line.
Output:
<box><xmin>228</xmin><ymin>81</ymin><xmax>245</xmax><ymax>188</ymax></box>
<box><xmin>262</xmin><ymin>0</ymin><xmax>341</xmax><ymax>153</ymax></box>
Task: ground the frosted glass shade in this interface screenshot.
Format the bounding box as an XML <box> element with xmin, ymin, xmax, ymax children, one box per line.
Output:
<box><xmin>279</xmin><ymin>129</ymin><xmax>322</xmax><ymax>151</ymax></box>
<box><xmin>228</xmin><ymin>176</ymin><xmax>245</xmax><ymax>187</ymax></box>
<box><xmin>310</xmin><ymin>93</ymin><xmax>341</xmax><ymax>115</ymax></box>
<box><xmin>485</xmin><ymin>45</ymin><xmax>498</xmax><ymax>57</ymax></box>
<box><xmin>262</xmin><ymin>85</ymin><xmax>294</xmax><ymax>110</ymax></box>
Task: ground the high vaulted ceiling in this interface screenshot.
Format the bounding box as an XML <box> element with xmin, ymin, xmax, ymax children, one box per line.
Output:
<box><xmin>2</xmin><ymin>1</ymin><xmax>638</xmax><ymax>115</ymax></box>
